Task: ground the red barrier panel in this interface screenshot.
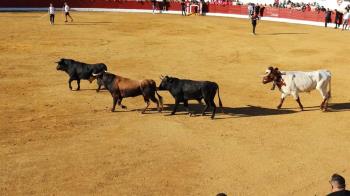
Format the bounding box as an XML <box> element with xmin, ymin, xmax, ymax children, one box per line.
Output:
<box><xmin>0</xmin><ymin>0</ymin><xmax>330</xmax><ymax>23</ymax></box>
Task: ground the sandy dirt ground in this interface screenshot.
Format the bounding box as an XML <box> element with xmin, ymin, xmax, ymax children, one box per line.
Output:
<box><xmin>0</xmin><ymin>11</ymin><xmax>350</xmax><ymax>196</ymax></box>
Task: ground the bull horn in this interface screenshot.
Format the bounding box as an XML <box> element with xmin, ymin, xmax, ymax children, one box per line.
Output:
<box><xmin>55</xmin><ymin>61</ymin><xmax>60</xmax><ymax>63</ymax></box>
<box><xmin>92</xmin><ymin>73</ymin><xmax>101</xmax><ymax>76</ymax></box>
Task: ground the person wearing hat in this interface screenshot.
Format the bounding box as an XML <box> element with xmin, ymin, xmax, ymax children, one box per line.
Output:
<box><xmin>327</xmin><ymin>173</ymin><xmax>350</xmax><ymax>196</ymax></box>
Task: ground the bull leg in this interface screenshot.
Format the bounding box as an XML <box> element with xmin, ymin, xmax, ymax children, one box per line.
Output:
<box><xmin>171</xmin><ymin>99</ymin><xmax>180</xmax><ymax>115</ymax></box>
<box><xmin>76</xmin><ymin>79</ymin><xmax>80</xmax><ymax>91</ymax></box>
<box><xmin>111</xmin><ymin>97</ymin><xmax>117</xmax><ymax>112</ymax></box>
<box><xmin>201</xmin><ymin>99</ymin><xmax>210</xmax><ymax>116</ymax></box>
<box><xmin>68</xmin><ymin>78</ymin><xmax>73</xmax><ymax>90</ymax></box>
<box><xmin>96</xmin><ymin>78</ymin><xmax>102</xmax><ymax>92</ymax></box>
<box><xmin>183</xmin><ymin>100</ymin><xmax>192</xmax><ymax>116</ymax></box>
<box><xmin>150</xmin><ymin>95</ymin><xmax>161</xmax><ymax>112</ymax></box>
<box><xmin>142</xmin><ymin>99</ymin><xmax>150</xmax><ymax>114</ymax></box>
<box><xmin>296</xmin><ymin>97</ymin><xmax>304</xmax><ymax>111</ymax></box>
<box><xmin>118</xmin><ymin>98</ymin><xmax>127</xmax><ymax>109</ymax></box>
<box><xmin>210</xmin><ymin>100</ymin><xmax>217</xmax><ymax>119</ymax></box>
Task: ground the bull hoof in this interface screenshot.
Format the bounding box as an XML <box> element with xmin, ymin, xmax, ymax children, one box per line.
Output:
<box><xmin>121</xmin><ymin>105</ymin><xmax>127</xmax><ymax>109</ymax></box>
<box><xmin>96</xmin><ymin>90</ymin><xmax>100</xmax><ymax>93</ymax></box>
<box><xmin>170</xmin><ymin>112</ymin><xmax>175</xmax><ymax>115</ymax></box>
<box><xmin>277</xmin><ymin>106</ymin><xmax>281</xmax><ymax>110</ymax></box>
<box><xmin>110</xmin><ymin>109</ymin><xmax>115</xmax><ymax>112</ymax></box>
<box><xmin>76</xmin><ymin>88</ymin><xmax>80</xmax><ymax>91</ymax></box>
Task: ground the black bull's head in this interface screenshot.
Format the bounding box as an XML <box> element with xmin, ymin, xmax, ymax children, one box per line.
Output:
<box><xmin>158</xmin><ymin>75</ymin><xmax>175</xmax><ymax>90</ymax></box>
<box><xmin>56</xmin><ymin>59</ymin><xmax>68</xmax><ymax>71</ymax></box>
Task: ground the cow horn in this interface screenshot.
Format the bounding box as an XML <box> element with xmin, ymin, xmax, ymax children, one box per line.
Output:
<box><xmin>261</xmin><ymin>69</ymin><xmax>271</xmax><ymax>77</ymax></box>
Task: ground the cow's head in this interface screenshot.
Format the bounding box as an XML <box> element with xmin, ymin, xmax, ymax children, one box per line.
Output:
<box><xmin>56</xmin><ymin>58</ymin><xmax>69</xmax><ymax>71</ymax></box>
<box><xmin>158</xmin><ymin>75</ymin><xmax>176</xmax><ymax>90</ymax></box>
<box><xmin>262</xmin><ymin>66</ymin><xmax>282</xmax><ymax>84</ymax></box>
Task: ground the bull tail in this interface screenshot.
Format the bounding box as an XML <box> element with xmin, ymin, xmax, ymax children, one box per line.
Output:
<box><xmin>217</xmin><ymin>86</ymin><xmax>224</xmax><ymax>113</ymax></box>
<box><xmin>327</xmin><ymin>76</ymin><xmax>331</xmax><ymax>100</ymax></box>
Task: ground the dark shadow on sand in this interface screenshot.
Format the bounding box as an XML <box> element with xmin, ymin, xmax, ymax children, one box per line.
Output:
<box><xmin>143</xmin><ymin>103</ymin><xmax>297</xmax><ymax>118</ymax></box>
<box><xmin>259</xmin><ymin>32</ymin><xmax>308</xmax><ymax>35</ymax></box>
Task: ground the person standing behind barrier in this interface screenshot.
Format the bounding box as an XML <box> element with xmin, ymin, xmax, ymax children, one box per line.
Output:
<box><xmin>255</xmin><ymin>4</ymin><xmax>260</xmax><ymax>16</ymax></box>
<box><xmin>48</xmin><ymin>3</ymin><xmax>55</xmax><ymax>25</ymax></box>
<box><xmin>152</xmin><ymin>0</ymin><xmax>157</xmax><ymax>14</ymax></box>
<box><xmin>342</xmin><ymin>10</ymin><xmax>350</xmax><ymax>30</ymax></box>
<box><xmin>63</xmin><ymin>2</ymin><xmax>73</xmax><ymax>22</ymax></box>
<box><xmin>260</xmin><ymin>4</ymin><xmax>265</xmax><ymax>17</ymax></box>
<box><xmin>181</xmin><ymin>0</ymin><xmax>186</xmax><ymax>16</ymax></box>
<box><xmin>327</xmin><ymin>173</ymin><xmax>350</xmax><ymax>196</ymax></box>
<box><xmin>162</xmin><ymin>0</ymin><xmax>167</xmax><ymax>12</ymax></box>
<box><xmin>325</xmin><ymin>8</ymin><xmax>332</xmax><ymax>27</ymax></box>
<box><xmin>251</xmin><ymin>12</ymin><xmax>259</xmax><ymax>35</ymax></box>
<box><xmin>334</xmin><ymin>9</ymin><xmax>341</xmax><ymax>29</ymax></box>
<box><xmin>248</xmin><ymin>3</ymin><xmax>254</xmax><ymax>18</ymax></box>
<box><xmin>157</xmin><ymin>0</ymin><xmax>163</xmax><ymax>13</ymax></box>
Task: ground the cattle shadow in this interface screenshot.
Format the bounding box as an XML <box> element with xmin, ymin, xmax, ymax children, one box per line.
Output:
<box><xmin>56</xmin><ymin>23</ymin><xmax>109</xmax><ymax>26</ymax></box>
<box><xmin>149</xmin><ymin>104</ymin><xmax>297</xmax><ymax>118</ymax></box>
<box><xmin>328</xmin><ymin>102</ymin><xmax>350</xmax><ymax>112</ymax></box>
<box><xmin>259</xmin><ymin>32</ymin><xmax>308</xmax><ymax>36</ymax></box>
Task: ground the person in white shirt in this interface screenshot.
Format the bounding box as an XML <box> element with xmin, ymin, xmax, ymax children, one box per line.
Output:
<box><xmin>342</xmin><ymin>11</ymin><xmax>350</xmax><ymax>30</ymax></box>
<box><xmin>48</xmin><ymin>3</ymin><xmax>55</xmax><ymax>25</ymax></box>
<box><xmin>63</xmin><ymin>2</ymin><xmax>73</xmax><ymax>22</ymax></box>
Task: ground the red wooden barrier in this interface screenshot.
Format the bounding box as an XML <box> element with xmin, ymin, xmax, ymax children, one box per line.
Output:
<box><xmin>0</xmin><ymin>0</ymin><xmax>330</xmax><ymax>23</ymax></box>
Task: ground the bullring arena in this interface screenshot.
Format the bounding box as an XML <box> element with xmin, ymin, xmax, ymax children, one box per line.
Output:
<box><xmin>1</xmin><ymin>1</ymin><xmax>350</xmax><ymax>196</ymax></box>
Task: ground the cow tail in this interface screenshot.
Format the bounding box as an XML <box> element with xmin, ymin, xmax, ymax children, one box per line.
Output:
<box><xmin>217</xmin><ymin>86</ymin><xmax>224</xmax><ymax>113</ymax></box>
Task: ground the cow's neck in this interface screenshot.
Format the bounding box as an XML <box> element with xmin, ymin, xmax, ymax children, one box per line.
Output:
<box><xmin>274</xmin><ymin>76</ymin><xmax>286</xmax><ymax>90</ymax></box>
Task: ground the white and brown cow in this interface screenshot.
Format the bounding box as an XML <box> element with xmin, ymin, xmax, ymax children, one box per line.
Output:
<box><xmin>262</xmin><ymin>66</ymin><xmax>331</xmax><ymax>111</ymax></box>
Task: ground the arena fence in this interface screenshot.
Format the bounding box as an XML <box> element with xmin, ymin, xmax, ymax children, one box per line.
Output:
<box><xmin>0</xmin><ymin>0</ymin><xmax>337</xmax><ymax>27</ymax></box>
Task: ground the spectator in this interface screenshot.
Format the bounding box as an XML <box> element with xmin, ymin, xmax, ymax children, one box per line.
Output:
<box><xmin>260</xmin><ymin>4</ymin><xmax>265</xmax><ymax>17</ymax></box>
<box><xmin>334</xmin><ymin>9</ymin><xmax>342</xmax><ymax>29</ymax></box>
<box><xmin>342</xmin><ymin>10</ymin><xmax>350</xmax><ymax>31</ymax></box>
<box><xmin>255</xmin><ymin>3</ymin><xmax>260</xmax><ymax>16</ymax></box>
<box><xmin>327</xmin><ymin>173</ymin><xmax>350</xmax><ymax>196</ymax></box>
<box><xmin>181</xmin><ymin>0</ymin><xmax>186</xmax><ymax>16</ymax></box>
<box><xmin>152</xmin><ymin>0</ymin><xmax>157</xmax><ymax>14</ymax></box>
<box><xmin>248</xmin><ymin>3</ymin><xmax>254</xmax><ymax>17</ymax></box>
<box><xmin>48</xmin><ymin>3</ymin><xmax>55</xmax><ymax>25</ymax></box>
<box><xmin>162</xmin><ymin>0</ymin><xmax>167</xmax><ymax>12</ymax></box>
<box><xmin>325</xmin><ymin>8</ymin><xmax>332</xmax><ymax>28</ymax></box>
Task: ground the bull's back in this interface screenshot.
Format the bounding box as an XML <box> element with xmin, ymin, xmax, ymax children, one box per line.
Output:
<box><xmin>116</xmin><ymin>77</ymin><xmax>143</xmax><ymax>97</ymax></box>
<box><xmin>182</xmin><ymin>80</ymin><xmax>218</xmax><ymax>100</ymax></box>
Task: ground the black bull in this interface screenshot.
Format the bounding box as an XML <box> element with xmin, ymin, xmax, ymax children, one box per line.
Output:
<box><xmin>158</xmin><ymin>76</ymin><xmax>223</xmax><ymax>119</ymax></box>
<box><xmin>56</xmin><ymin>58</ymin><xmax>107</xmax><ymax>91</ymax></box>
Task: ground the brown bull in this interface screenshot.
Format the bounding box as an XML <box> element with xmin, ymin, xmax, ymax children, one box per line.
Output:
<box><xmin>93</xmin><ymin>71</ymin><xmax>163</xmax><ymax>113</ymax></box>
